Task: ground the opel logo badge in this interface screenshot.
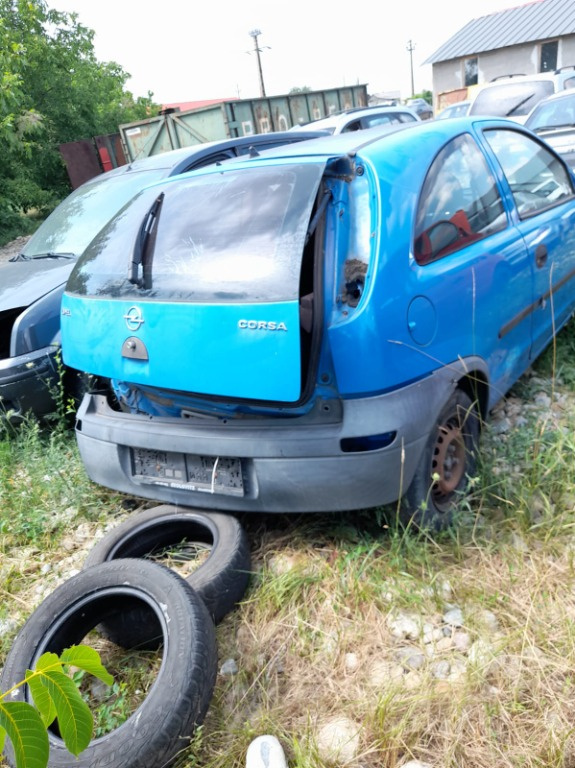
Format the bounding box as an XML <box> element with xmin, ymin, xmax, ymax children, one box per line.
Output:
<box><xmin>124</xmin><ymin>305</ymin><xmax>145</xmax><ymax>331</ymax></box>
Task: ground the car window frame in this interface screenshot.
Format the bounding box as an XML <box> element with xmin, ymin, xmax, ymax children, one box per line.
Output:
<box><xmin>482</xmin><ymin>127</ymin><xmax>575</xmax><ymax>221</ymax></box>
<box><xmin>412</xmin><ymin>132</ymin><xmax>508</xmax><ymax>266</ymax></box>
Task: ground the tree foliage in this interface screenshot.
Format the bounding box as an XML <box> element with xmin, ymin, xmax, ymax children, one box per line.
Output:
<box><xmin>0</xmin><ymin>645</ymin><xmax>113</xmax><ymax>768</ymax></box>
<box><xmin>413</xmin><ymin>89</ymin><xmax>433</xmax><ymax>104</ymax></box>
<box><xmin>0</xmin><ymin>0</ymin><xmax>158</xmax><ymax>242</ymax></box>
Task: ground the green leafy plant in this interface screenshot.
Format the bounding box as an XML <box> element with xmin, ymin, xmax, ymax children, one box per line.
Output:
<box><xmin>0</xmin><ymin>645</ymin><xmax>113</xmax><ymax>768</ymax></box>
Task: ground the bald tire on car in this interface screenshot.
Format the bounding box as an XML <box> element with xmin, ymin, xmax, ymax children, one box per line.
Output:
<box><xmin>401</xmin><ymin>389</ymin><xmax>480</xmax><ymax>531</ymax></box>
<box><xmin>84</xmin><ymin>506</ymin><xmax>250</xmax><ymax>647</ymax></box>
<box><xmin>0</xmin><ymin>559</ymin><xmax>217</xmax><ymax>768</ymax></box>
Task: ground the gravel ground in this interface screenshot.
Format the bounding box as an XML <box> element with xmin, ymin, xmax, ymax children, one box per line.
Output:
<box><xmin>0</xmin><ymin>235</ymin><xmax>32</xmax><ymax>263</ymax></box>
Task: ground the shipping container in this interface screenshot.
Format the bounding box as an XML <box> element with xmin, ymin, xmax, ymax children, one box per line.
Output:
<box><xmin>119</xmin><ymin>85</ymin><xmax>369</xmax><ymax>161</ymax></box>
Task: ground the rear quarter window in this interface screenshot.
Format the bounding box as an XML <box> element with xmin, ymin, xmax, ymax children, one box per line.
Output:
<box><xmin>414</xmin><ymin>133</ymin><xmax>506</xmax><ymax>264</ymax></box>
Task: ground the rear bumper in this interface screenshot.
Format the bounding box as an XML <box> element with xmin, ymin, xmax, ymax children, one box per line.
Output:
<box><xmin>74</xmin><ymin>361</ymin><xmax>478</xmax><ymax>513</ymax></box>
<box><xmin>0</xmin><ymin>346</ymin><xmax>59</xmax><ymax>421</ymax></box>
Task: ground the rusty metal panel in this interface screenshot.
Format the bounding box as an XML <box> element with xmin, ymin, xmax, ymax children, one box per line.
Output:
<box><xmin>437</xmin><ymin>87</ymin><xmax>469</xmax><ymax>111</ymax></box>
<box><xmin>120</xmin><ymin>115</ymin><xmax>177</xmax><ymax>161</ymax></box>
<box><xmin>172</xmin><ymin>104</ymin><xmax>231</xmax><ymax>144</ymax></box>
<box><xmin>267</xmin><ymin>97</ymin><xmax>292</xmax><ymax>132</ymax></box>
<box><xmin>93</xmin><ymin>133</ymin><xmax>127</xmax><ymax>169</ymax></box>
<box><xmin>285</xmin><ymin>93</ymin><xmax>312</xmax><ymax>126</ymax></box>
<box><xmin>119</xmin><ymin>85</ymin><xmax>369</xmax><ymax>158</ymax></box>
<box><xmin>59</xmin><ymin>140</ymin><xmax>103</xmax><ymax>189</ymax></box>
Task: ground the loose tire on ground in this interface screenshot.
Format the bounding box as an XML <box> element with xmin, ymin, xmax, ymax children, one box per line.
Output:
<box><xmin>0</xmin><ymin>559</ymin><xmax>217</xmax><ymax>768</ymax></box>
<box><xmin>84</xmin><ymin>505</ymin><xmax>251</xmax><ymax>625</ymax></box>
<box><xmin>400</xmin><ymin>389</ymin><xmax>480</xmax><ymax>531</ymax></box>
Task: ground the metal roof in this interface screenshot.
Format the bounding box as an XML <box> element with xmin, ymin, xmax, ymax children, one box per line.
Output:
<box><xmin>425</xmin><ymin>0</ymin><xmax>575</xmax><ymax>64</ymax></box>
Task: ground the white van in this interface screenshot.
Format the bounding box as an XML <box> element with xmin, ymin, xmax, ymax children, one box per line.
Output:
<box><xmin>468</xmin><ymin>68</ymin><xmax>575</xmax><ymax>123</ymax></box>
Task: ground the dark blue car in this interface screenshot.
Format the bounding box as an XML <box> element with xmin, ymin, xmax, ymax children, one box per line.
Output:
<box><xmin>61</xmin><ymin>117</ymin><xmax>575</xmax><ymax>527</ymax></box>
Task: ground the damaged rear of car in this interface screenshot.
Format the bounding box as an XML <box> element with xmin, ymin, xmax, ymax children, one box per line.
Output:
<box><xmin>62</xmin><ymin>131</ymin><xmax>421</xmax><ymax>513</ymax></box>
<box><xmin>61</xmin><ymin>119</ymin><xmax>575</xmax><ymax>524</ymax></box>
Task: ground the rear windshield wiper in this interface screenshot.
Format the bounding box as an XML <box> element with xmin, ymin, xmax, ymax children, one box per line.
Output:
<box><xmin>506</xmin><ymin>94</ymin><xmax>535</xmax><ymax>117</ymax></box>
<box><xmin>9</xmin><ymin>251</ymin><xmax>76</xmax><ymax>262</ymax></box>
<box><xmin>129</xmin><ymin>192</ymin><xmax>164</xmax><ymax>288</ymax></box>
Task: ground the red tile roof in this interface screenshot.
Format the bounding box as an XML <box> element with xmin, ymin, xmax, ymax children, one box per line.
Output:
<box><xmin>161</xmin><ymin>98</ymin><xmax>235</xmax><ymax>112</ymax></box>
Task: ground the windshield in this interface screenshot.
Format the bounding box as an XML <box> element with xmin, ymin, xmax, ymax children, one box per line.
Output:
<box><xmin>67</xmin><ymin>163</ymin><xmax>324</xmax><ymax>303</ymax></box>
<box><xmin>21</xmin><ymin>168</ymin><xmax>169</xmax><ymax>260</ymax></box>
<box><xmin>470</xmin><ymin>80</ymin><xmax>555</xmax><ymax>117</ymax></box>
<box><xmin>526</xmin><ymin>94</ymin><xmax>575</xmax><ymax>130</ymax></box>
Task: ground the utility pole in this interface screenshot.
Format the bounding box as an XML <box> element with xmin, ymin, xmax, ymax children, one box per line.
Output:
<box><xmin>249</xmin><ymin>29</ymin><xmax>268</xmax><ymax>98</ymax></box>
<box><xmin>406</xmin><ymin>39</ymin><xmax>415</xmax><ymax>96</ymax></box>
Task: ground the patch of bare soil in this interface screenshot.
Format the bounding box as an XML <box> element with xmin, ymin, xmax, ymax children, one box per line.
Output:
<box><xmin>0</xmin><ymin>235</ymin><xmax>32</xmax><ymax>263</ymax></box>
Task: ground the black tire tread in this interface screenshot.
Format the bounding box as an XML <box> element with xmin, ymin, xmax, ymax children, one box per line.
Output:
<box><xmin>84</xmin><ymin>505</ymin><xmax>251</xmax><ymax>623</ymax></box>
<box><xmin>0</xmin><ymin>559</ymin><xmax>217</xmax><ymax>768</ymax></box>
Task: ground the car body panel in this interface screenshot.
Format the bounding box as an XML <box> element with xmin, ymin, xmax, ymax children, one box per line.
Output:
<box><xmin>436</xmin><ymin>101</ymin><xmax>471</xmax><ymax>120</ymax></box>
<box><xmin>0</xmin><ymin>260</ymin><xmax>72</xmax><ymax>312</ymax></box>
<box><xmin>63</xmin><ymin>297</ymin><xmax>304</xmax><ymax>401</ymax></box>
<box><xmin>469</xmin><ymin>70</ymin><xmax>575</xmax><ymax>123</ymax></box>
<box><xmin>525</xmin><ymin>89</ymin><xmax>575</xmax><ymax>168</ymax></box>
<box><xmin>61</xmin><ymin>118</ymin><xmax>575</xmax><ymax>512</ymax></box>
<box><xmin>291</xmin><ymin>106</ymin><xmax>420</xmax><ymax>134</ymax></box>
<box><xmin>406</xmin><ymin>98</ymin><xmax>434</xmax><ymax>120</ymax></box>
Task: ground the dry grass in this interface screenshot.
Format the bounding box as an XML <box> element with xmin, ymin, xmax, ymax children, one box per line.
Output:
<box><xmin>202</xmin><ymin>516</ymin><xmax>575</xmax><ymax>768</ymax></box>
<box><xmin>2</xmin><ymin>324</ymin><xmax>575</xmax><ymax>767</ymax></box>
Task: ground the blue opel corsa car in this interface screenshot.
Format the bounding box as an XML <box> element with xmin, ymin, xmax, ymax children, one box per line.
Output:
<box><xmin>61</xmin><ymin>117</ymin><xmax>575</xmax><ymax>528</ymax></box>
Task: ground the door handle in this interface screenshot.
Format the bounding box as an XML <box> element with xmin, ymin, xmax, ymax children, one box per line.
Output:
<box><xmin>535</xmin><ymin>243</ymin><xmax>548</xmax><ymax>268</ymax></box>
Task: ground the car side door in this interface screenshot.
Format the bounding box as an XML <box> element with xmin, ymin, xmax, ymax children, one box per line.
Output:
<box><xmin>482</xmin><ymin>127</ymin><xmax>575</xmax><ymax>361</ymax></box>
<box><xmin>411</xmin><ymin>132</ymin><xmax>534</xmax><ymax>404</ymax></box>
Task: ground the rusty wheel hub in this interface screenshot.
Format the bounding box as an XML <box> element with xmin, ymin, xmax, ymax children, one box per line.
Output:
<box><xmin>431</xmin><ymin>421</ymin><xmax>465</xmax><ymax>499</ymax></box>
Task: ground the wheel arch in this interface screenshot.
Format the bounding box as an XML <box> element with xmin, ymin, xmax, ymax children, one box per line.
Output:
<box><xmin>456</xmin><ymin>369</ymin><xmax>489</xmax><ymax>423</ymax></box>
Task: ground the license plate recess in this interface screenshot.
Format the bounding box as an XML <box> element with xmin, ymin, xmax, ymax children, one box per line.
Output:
<box><xmin>131</xmin><ymin>448</ymin><xmax>244</xmax><ymax>496</ymax></box>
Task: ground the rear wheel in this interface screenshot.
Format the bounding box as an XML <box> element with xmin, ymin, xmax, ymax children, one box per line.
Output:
<box><xmin>401</xmin><ymin>389</ymin><xmax>480</xmax><ymax>531</ymax></box>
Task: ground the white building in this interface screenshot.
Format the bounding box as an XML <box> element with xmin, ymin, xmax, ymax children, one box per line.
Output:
<box><xmin>425</xmin><ymin>0</ymin><xmax>575</xmax><ymax>110</ymax></box>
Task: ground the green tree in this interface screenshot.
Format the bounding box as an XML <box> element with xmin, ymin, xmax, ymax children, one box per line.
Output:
<box><xmin>0</xmin><ymin>0</ymin><xmax>158</xmax><ymax>242</ymax></box>
<box><xmin>413</xmin><ymin>89</ymin><xmax>433</xmax><ymax>104</ymax></box>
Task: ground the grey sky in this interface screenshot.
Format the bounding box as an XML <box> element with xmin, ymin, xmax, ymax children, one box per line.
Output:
<box><xmin>51</xmin><ymin>0</ymin><xmax>522</xmax><ymax>103</ymax></box>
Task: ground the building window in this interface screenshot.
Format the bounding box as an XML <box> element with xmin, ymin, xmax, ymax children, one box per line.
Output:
<box><xmin>464</xmin><ymin>57</ymin><xmax>478</xmax><ymax>86</ymax></box>
<box><xmin>540</xmin><ymin>41</ymin><xmax>558</xmax><ymax>72</ymax></box>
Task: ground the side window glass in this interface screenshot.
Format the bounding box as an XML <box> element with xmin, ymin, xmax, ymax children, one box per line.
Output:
<box><xmin>484</xmin><ymin>128</ymin><xmax>574</xmax><ymax>218</ymax></box>
<box><xmin>186</xmin><ymin>150</ymin><xmax>235</xmax><ymax>169</ymax></box>
<box><xmin>364</xmin><ymin>114</ymin><xmax>392</xmax><ymax>128</ymax></box>
<box><xmin>341</xmin><ymin>119</ymin><xmax>362</xmax><ymax>133</ymax></box>
<box><xmin>414</xmin><ymin>134</ymin><xmax>506</xmax><ymax>265</ymax></box>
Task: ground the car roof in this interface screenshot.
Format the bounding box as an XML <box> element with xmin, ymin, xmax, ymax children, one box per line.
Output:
<box><xmin>485</xmin><ymin>69</ymin><xmax>575</xmax><ymax>85</ymax></box>
<box><xmin>441</xmin><ymin>100</ymin><xmax>471</xmax><ymax>110</ymax></box>
<box><xmin>90</xmin><ymin>129</ymin><xmax>330</xmax><ymax>181</ymax></box>
<box><xmin>141</xmin><ymin>116</ymin><xmax>529</xmax><ymax>195</ymax></box>
<box><xmin>524</xmin><ymin>87</ymin><xmax>575</xmax><ymax>130</ymax></box>
<box><xmin>527</xmin><ymin>88</ymin><xmax>575</xmax><ymax>109</ymax></box>
<box><xmin>292</xmin><ymin>105</ymin><xmax>420</xmax><ymax>131</ymax></box>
